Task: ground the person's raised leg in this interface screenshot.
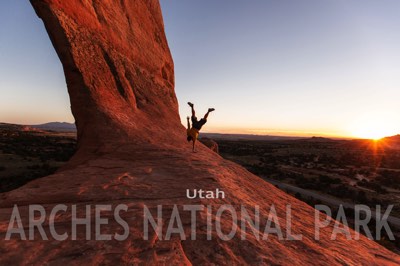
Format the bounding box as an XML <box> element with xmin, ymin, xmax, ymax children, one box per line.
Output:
<box><xmin>188</xmin><ymin>102</ymin><xmax>195</xmax><ymax>117</ymax></box>
<box><xmin>203</xmin><ymin>108</ymin><xmax>215</xmax><ymax>120</ymax></box>
<box><xmin>186</xmin><ymin>116</ymin><xmax>191</xmax><ymax>130</ymax></box>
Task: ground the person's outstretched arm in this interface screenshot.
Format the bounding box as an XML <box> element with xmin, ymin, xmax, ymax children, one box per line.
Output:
<box><xmin>192</xmin><ymin>139</ymin><xmax>196</xmax><ymax>152</ymax></box>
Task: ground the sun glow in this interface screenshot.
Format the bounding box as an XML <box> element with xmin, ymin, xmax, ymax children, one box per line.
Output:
<box><xmin>350</xmin><ymin>116</ymin><xmax>398</xmax><ymax>140</ymax></box>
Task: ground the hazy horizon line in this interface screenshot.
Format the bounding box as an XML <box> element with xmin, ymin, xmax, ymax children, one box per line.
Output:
<box><xmin>2</xmin><ymin>120</ymin><xmax>396</xmax><ymax>140</ymax></box>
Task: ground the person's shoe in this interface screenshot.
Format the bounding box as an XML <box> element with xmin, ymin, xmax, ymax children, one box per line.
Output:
<box><xmin>188</xmin><ymin>102</ymin><xmax>194</xmax><ymax>107</ymax></box>
<box><xmin>208</xmin><ymin>108</ymin><xmax>215</xmax><ymax>112</ymax></box>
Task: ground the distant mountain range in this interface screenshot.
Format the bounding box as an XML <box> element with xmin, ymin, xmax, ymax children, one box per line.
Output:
<box><xmin>383</xmin><ymin>134</ymin><xmax>400</xmax><ymax>141</ymax></box>
<box><xmin>201</xmin><ymin>133</ymin><xmax>306</xmax><ymax>141</ymax></box>
<box><xmin>30</xmin><ymin>122</ymin><xmax>76</xmax><ymax>132</ymax></box>
<box><xmin>382</xmin><ymin>134</ymin><xmax>400</xmax><ymax>148</ymax></box>
<box><xmin>1</xmin><ymin>122</ymin><xmax>399</xmax><ymax>142</ymax></box>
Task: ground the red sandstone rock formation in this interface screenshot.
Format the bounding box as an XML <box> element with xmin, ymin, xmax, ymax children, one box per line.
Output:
<box><xmin>0</xmin><ymin>0</ymin><xmax>399</xmax><ymax>265</ymax></box>
<box><xmin>28</xmin><ymin>0</ymin><xmax>182</xmax><ymax>156</ymax></box>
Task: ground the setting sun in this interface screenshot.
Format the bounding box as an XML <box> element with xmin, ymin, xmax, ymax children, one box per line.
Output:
<box><xmin>349</xmin><ymin>116</ymin><xmax>398</xmax><ymax>140</ymax></box>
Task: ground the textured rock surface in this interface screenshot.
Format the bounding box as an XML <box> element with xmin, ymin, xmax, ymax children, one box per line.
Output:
<box><xmin>0</xmin><ymin>0</ymin><xmax>399</xmax><ymax>265</ymax></box>
<box><xmin>28</xmin><ymin>0</ymin><xmax>182</xmax><ymax>156</ymax></box>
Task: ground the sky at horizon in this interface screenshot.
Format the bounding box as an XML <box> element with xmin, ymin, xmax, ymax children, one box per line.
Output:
<box><xmin>0</xmin><ymin>0</ymin><xmax>399</xmax><ymax>138</ymax></box>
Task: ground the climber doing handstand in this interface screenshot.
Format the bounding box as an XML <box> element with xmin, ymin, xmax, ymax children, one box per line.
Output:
<box><xmin>186</xmin><ymin>102</ymin><xmax>215</xmax><ymax>152</ymax></box>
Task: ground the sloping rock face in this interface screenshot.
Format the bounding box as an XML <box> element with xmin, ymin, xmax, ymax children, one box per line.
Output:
<box><xmin>0</xmin><ymin>0</ymin><xmax>399</xmax><ymax>265</ymax></box>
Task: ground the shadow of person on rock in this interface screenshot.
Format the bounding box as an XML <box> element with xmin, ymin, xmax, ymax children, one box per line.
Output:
<box><xmin>186</xmin><ymin>102</ymin><xmax>215</xmax><ymax>152</ymax></box>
